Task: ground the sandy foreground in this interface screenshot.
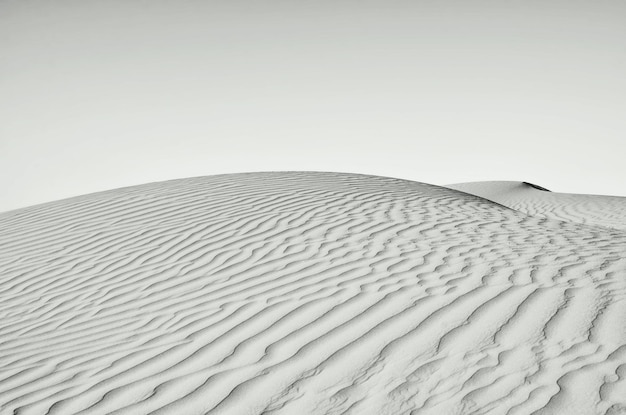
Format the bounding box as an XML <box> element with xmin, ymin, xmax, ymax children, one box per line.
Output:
<box><xmin>1</xmin><ymin>172</ymin><xmax>625</xmax><ymax>415</ymax></box>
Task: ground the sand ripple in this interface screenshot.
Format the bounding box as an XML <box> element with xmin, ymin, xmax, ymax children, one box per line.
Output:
<box><xmin>1</xmin><ymin>173</ymin><xmax>625</xmax><ymax>414</ymax></box>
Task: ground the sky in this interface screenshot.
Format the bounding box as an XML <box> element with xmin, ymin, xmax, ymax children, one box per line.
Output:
<box><xmin>1</xmin><ymin>0</ymin><xmax>626</xmax><ymax>212</ymax></box>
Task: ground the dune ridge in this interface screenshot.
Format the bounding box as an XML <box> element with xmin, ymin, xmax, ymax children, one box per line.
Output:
<box><xmin>1</xmin><ymin>172</ymin><xmax>625</xmax><ymax>415</ymax></box>
<box><xmin>448</xmin><ymin>181</ymin><xmax>626</xmax><ymax>231</ymax></box>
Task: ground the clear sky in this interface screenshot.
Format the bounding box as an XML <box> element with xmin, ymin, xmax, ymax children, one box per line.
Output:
<box><xmin>1</xmin><ymin>0</ymin><xmax>625</xmax><ymax>212</ymax></box>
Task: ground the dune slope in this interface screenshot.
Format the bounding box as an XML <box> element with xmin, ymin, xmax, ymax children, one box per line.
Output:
<box><xmin>448</xmin><ymin>181</ymin><xmax>626</xmax><ymax>231</ymax></box>
<box><xmin>1</xmin><ymin>172</ymin><xmax>625</xmax><ymax>415</ymax></box>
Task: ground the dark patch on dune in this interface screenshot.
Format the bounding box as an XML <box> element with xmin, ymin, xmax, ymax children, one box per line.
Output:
<box><xmin>522</xmin><ymin>182</ymin><xmax>551</xmax><ymax>192</ymax></box>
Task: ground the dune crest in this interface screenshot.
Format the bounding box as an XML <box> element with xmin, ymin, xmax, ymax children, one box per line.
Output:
<box><xmin>448</xmin><ymin>181</ymin><xmax>626</xmax><ymax>231</ymax></box>
<box><xmin>1</xmin><ymin>172</ymin><xmax>625</xmax><ymax>415</ymax></box>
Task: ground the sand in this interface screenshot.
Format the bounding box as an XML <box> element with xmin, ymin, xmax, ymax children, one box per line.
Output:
<box><xmin>1</xmin><ymin>172</ymin><xmax>625</xmax><ymax>415</ymax></box>
<box><xmin>448</xmin><ymin>181</ymin><xmax>626</xmax><ymax>231</ymax></box>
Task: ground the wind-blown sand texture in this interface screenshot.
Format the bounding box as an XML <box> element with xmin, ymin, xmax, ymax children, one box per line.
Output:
<box><xmin>1</xmin><ymin>172</ymin><xmax>625</xmax><ymax>415</ymax></box>
<box><xmin>448</xmin><ymin>181</ymin><xmax>626</xmax><ymax>231</ymax></box>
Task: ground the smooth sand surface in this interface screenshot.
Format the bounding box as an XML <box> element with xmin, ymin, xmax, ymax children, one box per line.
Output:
<box><xmin>448</xmin><ymin>181</ymin><xmax>626</xmax><ymax>231</ymax></box>
<box><xmin>1</xmin><ymin>172</ymin><xmax>625</xmax><ymax>414</ymax></box>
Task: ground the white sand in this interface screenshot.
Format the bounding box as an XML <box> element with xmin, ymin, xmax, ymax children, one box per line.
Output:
<box><xmin>1</xmin><ymin>172</ymin><xmax>625</xmax><ymax>415</ymax></box>
<box><xmin>448</xmin><ymin>181</ymin><xmax>626</xmax><ymax>231</ymax></box>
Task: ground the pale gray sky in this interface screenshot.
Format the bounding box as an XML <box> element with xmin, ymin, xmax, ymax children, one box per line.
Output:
<box><xmin>2</xmin><ymin>0</ymin><xmax>625</xmax><ymax>212</ymax></box>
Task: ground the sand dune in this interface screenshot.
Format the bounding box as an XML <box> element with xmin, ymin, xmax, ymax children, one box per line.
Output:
<box><xmin>448</xmin><ymin>181</ymin><xmax>626</xmax><ymax>231</ymax></box>
<box><xmin>1</xmin><ymin>172</ymin><xmax>625</xmax><ymax>415</ymax></box>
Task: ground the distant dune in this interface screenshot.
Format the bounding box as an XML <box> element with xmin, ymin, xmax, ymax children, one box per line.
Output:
<box><xmin>1</xmin><ymin>172</ymin><xmax>625</xmax><ymax>415</ymax></box>
<box><xmin>448</xmin><ymin>181</ymin><xmax>626</xmax><ymax>231</ymax></box>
